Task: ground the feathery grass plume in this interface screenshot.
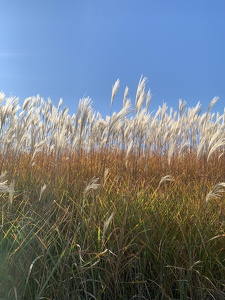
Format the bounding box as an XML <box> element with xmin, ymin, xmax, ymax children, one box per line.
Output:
<box><xmin>57</xmin><ymin>98</ymin><xmax>63</xmax><ymax>110</ymax></box>
<box><xmin>145</xmin><ymin>89</ymin><xmax>152</xmax><ymax>111</ymax></box>
<box><xmin>126</xmin><ymin>140</ymin><xmax>133</xmax><ymax>159</ymax></box>
<box><xmin>0</xmin><ymin>91</ymin><xmax>5</xmax><ymax>103</ymax></box>
<box><xmin>83</xmin><ymin>176</ymin><xmax>100</xmax><ymax>197</ymax></box>
<box><xmin>106</xmin><ymin>99</ymin><xmax>132</xmax><ymax>144</ymax></box>
<box><xmin>206</xmin><ymin>182</ymin><xmax>225</xmax><ymax>203</ymax></box>
<box><xmin>202</xmin><ymin>97</ymin><xmax>219</xmax><ymax>133</ymax></box>
<box><xmin>0</xmin><ymin>173</ymin><xmax>15</xmax><ymax>205</ymax></box>
<box><xmin>0</xmin><ymin>180</ymin><xmax>11</xmax><ymax>193</ymax></box>
<box><xmin>136</xmin><ymin>75</ymin><xmax>147</xmax><ymax>101</ymax></box>
<box><xmin>22</xmin><ymin>97</ymin><xmax>32</xmax><ymax>111</ymax></box>
<box><xmin>167</xmin><ymin>139</ymin><xmax>176</xmax><ymax>165</ymax></box>
<box><xmin>103</xmin><ymin>168</ymin><xmax>109</xmax><ymax>186</ymax></box>
<box><xmin>31</xmin><ymin>140</ymin><xmax>46</xmax><ymax>162</ymax></box>
<box><xmin>197</xmin><ymin>135</ymin><xmax>207</xmax><ymax>160</ymax></box>
<box><xmin>123</xmin><ymin>86</ymin><xmax>129</xmax><ymax>107</ymax></box>
<box><xmin>178</xmin><ymin>142</ymin><xmax>188</xmax><ymax>159</ymax></box>
<box><xmin>38</xmin><ymin>184</ymin><xmax>47</xmax><ymax>201</ymax></box>
<box><xmin>102</xmin><ymin>212</ymin><xmax>114</xmax><ymax>246</ymax></box>
<box><xmin>135</xmin><ymin>75</ymin><xmax>147</xmax><ymax>113</ymax></box>
<box><xmin>157</xmin><ymin>175</ymin><xmax>173</xmax><ymax>190</ymax></box>
<box><xmin>193</xmin><ymin>101</ymin><xmax>202</xmax><ymax>116</ymax></box>
<box><xmin>207</xmin><ymin>96</ymin><xmax>219</xmax><ymax>113</ymax></box>
<box><xmin>207</xmin><ymin>137</ymin><xmax>225</xmax><ymax>161</ymax></box>
<box><xmin>79</xmin><ymin>97</ymin><xmax>93</xmax><ymax>139</ymax></box>
<box><xmin>8</xmin><ymin>180</ymin><xmax>15</xmax><ymax>205</ymax></box>
<box><xmin>178</xmin><ymin>99</ymin><xmax>186</xmax><ymax>117</ymax></box>
<box><xmin>110</xmin><ymin>79</ymin><xmax>120</xmax><ymax>110</ymax></box>
<box><xmin>152</xmin><ymin>175</ymin><xmax>173</xmax><ymax>197</ymax></box>
<box><xmin>136</xmin><ymin>89</ymin><xmax>145</xmax><ymax>113</ymax></box>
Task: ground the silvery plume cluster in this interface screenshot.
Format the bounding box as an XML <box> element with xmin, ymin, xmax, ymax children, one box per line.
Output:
<box><xmin>0</xmin><ymin>76</ymin><xmax>224</xmax><ymax>165</ymax></box>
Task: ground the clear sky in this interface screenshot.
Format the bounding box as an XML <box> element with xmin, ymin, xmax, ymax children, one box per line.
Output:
<box><xmin>0</xmin><ymin>0</ymin><xmax>225</xmax><ymax>116</ymax></box>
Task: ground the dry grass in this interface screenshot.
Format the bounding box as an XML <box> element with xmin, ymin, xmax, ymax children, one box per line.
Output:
<box><xmin>0</xmin><ymin>79</ymin><xmax>225</xmax><ymax>299</ymax></box>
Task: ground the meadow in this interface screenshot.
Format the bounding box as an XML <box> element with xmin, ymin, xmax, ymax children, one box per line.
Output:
<box><xmin>0</xmin><ymin>77</ymin><xmax>225</xmax><ymax>299</ymax></box>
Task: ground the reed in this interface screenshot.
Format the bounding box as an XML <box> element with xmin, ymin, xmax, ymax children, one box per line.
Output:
<box><xmin>0</xmin><ymin>79</ymin><xmax>225</xmax><ymax>299</ymax></box>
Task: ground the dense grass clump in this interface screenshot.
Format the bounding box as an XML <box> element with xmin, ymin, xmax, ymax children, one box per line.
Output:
<box><xmin>0</xmin><ymin>79</ymin><xmax>225</xmax><ymax>299</ymax></box>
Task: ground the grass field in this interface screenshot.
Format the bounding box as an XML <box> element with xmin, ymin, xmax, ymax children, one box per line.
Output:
<box><xmin>0</xmin><ymin>79</ymin><xmax>225</xmax><ymax>299</ymax></box>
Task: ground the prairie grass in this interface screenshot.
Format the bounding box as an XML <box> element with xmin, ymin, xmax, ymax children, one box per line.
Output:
<box><xmin>0</xmin><ymin>80</ymin><xmax>225</xmax><ymax>299</ymax></box>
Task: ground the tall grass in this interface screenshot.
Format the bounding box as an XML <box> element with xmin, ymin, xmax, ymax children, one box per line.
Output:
<box><xmin>0</xmin><ymin>79</ymin><xmax>225</xmax><ymax>299</ymax></box>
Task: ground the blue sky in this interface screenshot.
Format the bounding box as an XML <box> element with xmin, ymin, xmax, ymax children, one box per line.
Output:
<box><xmin>0</xmin><ymin>0</ymin><xmax>225</xmax><ymax>116</ymax></box>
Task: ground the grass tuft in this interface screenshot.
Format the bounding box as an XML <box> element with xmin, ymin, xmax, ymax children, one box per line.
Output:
<box><xmin>0</xmin><ymin>78</ymin><xmax>225</xmax><ymax>299</ymax></box>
